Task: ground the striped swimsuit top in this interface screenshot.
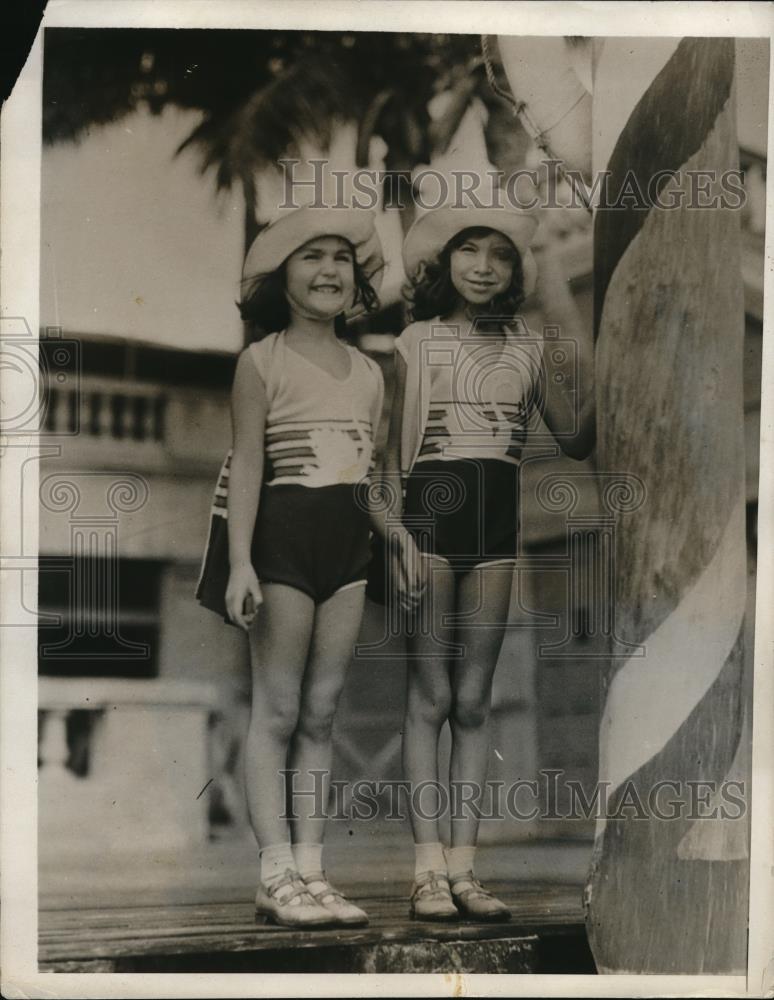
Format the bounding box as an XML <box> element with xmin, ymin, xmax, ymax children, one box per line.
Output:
<box><xmin>415</xmin><ymin>333</ymin><xmax>542</xmax><ymax>466</ymax></box>
<box><xmin>211</xmin><ymin>332</ymin><xmax>384</xmax><ymax>517</ymax></box>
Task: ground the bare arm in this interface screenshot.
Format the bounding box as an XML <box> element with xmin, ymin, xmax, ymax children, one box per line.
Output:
<box><xmin>373</xmin><ymin>349</ymin><xmax>425</xmax><ymax>608</ymax></box>
<box><xmin>533</xmin><ymin>242</ymin><xmax>596</xmax><ymax>460</ymax></box>
<box><xmin>225</xmin><ymin>348</ymin><xmax>267</xmax><ymax>629</ymax></box>
<box><xmin>372</xmin><ymin>350</ymin><xmax>408</xmax><ymax>539</ymax></box>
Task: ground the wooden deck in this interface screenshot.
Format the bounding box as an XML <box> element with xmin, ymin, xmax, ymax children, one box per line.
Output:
<box><xmin>39</xmin><ymin>880</ymin><xmax>593</xmax><ymax>974</ymax></box>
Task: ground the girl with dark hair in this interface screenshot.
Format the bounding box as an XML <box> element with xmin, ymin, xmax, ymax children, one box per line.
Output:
<box><xmin>407</xmin><ymin>225</ymin><xmax>527</xmax><ymax>331</ymax></box>
<box><xmin>196</xmin><ymin>206</ymin><xmax>384</xmax><ymax>929</ymax></box>
<box><xmin>377</xmin><ymin>194</ymin><xmax>594</xmax><ymax>922</ymax></box>
<box><xmin>240</xmin><ymin>247</ymin><xmax>381</xmax><ymax>341</ymax></box>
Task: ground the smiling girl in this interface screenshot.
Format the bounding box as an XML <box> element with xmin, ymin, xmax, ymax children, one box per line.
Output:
<box><xmin>378</xmin><ymin>198</ymin><xmax>594</xmax><ymax>922</ymax></box>
<box><xmin>196</xmin><ymin>206</ymin><xmax>384</xmax><ymax>928</ymax></box>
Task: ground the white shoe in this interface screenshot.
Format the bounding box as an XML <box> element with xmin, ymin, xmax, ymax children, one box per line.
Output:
<box><xmin>254</xmin><ymin>868</ymin><xmax>333</xmax><ymax>927</ymax></box>
<box><xmin>449</xmin><ymin>872</ymin><xmax>510</xmax><ymax>922</ymax></box>
<box><xmin>409</xmin><ymin>870</ymin><xmax>459</xmax><ymax>921</ymax></box>
<box><xmin>302</xmin><ymin>871</ymin><xmax>369</xmax><ymax>926</ymax></box>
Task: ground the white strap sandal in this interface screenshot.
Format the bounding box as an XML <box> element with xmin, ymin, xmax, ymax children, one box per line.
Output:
<box><xmin>302</xmin><ymin>871</ymin><xmax>369</xmax><ymax>926</ymax></box>
<box><xmin>254</xmin><ymin>868</ymin><xmax>333</xmax><ymax>927</ymax></box>
<box><xmin>449</xmin><ymin>872</ymin><xmax>511</xmax><ymax>922</ymax></box>
<box><xmin>409</xmin><ymin>870</ymin><xmax>459</xmax><ymax>921</ymax></box>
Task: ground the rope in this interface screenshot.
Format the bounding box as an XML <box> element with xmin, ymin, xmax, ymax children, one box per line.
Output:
<box><xmin>540</xmin><ymin>88</ymin><xmax>588</xmax><ymax>137</ymax></box>
<box><xmin>480</xmin><ymin>34</ymin><xmax>593</xmax><ymax>214</ymax></box>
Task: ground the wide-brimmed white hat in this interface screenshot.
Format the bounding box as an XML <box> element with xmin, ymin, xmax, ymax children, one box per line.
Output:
<box><xmin>402</xmin><ymin>185</ymin><xmax>539</xmax><ymax>296</ymax></box>
<box><xmin>242</xmin><ymin>204</ymin><xmax>384</xmax><ymax>306</ymax></box>
<box><xmin>401</xmin><ymin>100</ymin><xmax>540</xmax><ymax>296</ymax></box>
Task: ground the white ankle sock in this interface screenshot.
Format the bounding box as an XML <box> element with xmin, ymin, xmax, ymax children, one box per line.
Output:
<box><xmin>259</xmin><ymin>842</ymin><xmax>295</xmax><ymax>884</ymax></box>
<box><xmin>414</xmin><ymin>841</ymin><xmax>447</xmax><ymax>879</ymax></box>
<box><xmin>293</xmin><ymin>842</ymin><xmax>324</xmax><ymax>879</ymax></box>
<box><xmin>445</xmin><ymin>845</ymin><xmax>476</xmax><ymax>880</ymax></box>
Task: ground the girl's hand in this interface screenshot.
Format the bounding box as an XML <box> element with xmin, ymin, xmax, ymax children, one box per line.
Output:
<box><xmin>390</xmin><ymin>529</ymin><xmax>427</xmax><ymax>614</ymax></box>
<box><xmin>225</xmin><ymin>563</ymin><xmax>263</xmax><ymax>631</ymax></box>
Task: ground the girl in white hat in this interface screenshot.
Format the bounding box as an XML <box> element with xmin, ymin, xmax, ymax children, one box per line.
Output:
<box><xmin>196</xmin><ymin>205</ymin><xmax>384</xmax><ymax>929</ymax></box>
<box><xmin>378</xmin><ymin>188</ymin><xmax>594</xmax><ymax>922</ymax></box>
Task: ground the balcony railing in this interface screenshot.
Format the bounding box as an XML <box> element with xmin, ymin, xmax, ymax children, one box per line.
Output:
<box><xmin>40</xmin><ymin>373</ymin><xmax>232</xmax><ymax>469</ymax></box>
<box><xmin>43</xmin><ymin>379</ymin><xmax>168</xmax><ymax>441</ymax></box>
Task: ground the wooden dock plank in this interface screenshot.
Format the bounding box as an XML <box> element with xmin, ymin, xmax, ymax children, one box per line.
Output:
<box><xmin>39</xmin><ymin>882</ymin><xmax>584</xmax><ymax>967</ymax></box>
<box><xmin>40</xmin><ymin>885</ymin><xmax>581</xmax><ymax>932</ymax></box>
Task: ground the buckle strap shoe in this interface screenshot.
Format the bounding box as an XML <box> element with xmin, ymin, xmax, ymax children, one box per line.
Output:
<box><xmin>408</xmin><ymin>870</ymin><xmax>459</xmax><ymax>921</ymax></box>
<box><xmin>302</xmin><ymin>871</ymin><xmax>369</xmax><ymax>926</ymax></box>
<box><xmin>254</xmin><ymin>868</ymin><xmax>333</xmax><ymax>927</ymax></box>
<box><xmin>449</xmin><ymin>872</ymin><xmax>511</xmax><ymax>922</ymax></box>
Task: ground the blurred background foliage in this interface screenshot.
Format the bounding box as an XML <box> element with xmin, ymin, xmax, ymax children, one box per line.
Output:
<box><xmin>42</xmin><ymin>29</ymin><xmax>531</xmax><ymax>214</ymax></box>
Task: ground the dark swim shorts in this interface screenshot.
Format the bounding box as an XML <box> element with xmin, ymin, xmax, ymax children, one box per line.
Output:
<box><xmin>403</xmin><ymin>458</ymin><xmax>519</xmax><ymax>575</ymax></box>
<box><xmin>196</xmin><ymin>482</ymin><xmax>371</xmax><ymax>625</ymax></box>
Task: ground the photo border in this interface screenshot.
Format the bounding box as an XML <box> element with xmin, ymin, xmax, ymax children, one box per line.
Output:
<box><xmin>1</xmin><ymin>2</ymin><xmax>772</xmax><ymax>997</ymax></box>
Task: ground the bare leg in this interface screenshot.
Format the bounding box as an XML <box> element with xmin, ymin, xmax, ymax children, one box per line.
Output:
<box><xmin>448</xmin><ymin>564</ymin><xmax>514</xmax><ymax>848</ymax></box>
<box><xmin>289</xmin><ymin>584</ymin><xmax>366</xmax><ymax>846</ymax></box>
<box><xmin>244</xmin><ymin>583</ymin><xmax>315</xmax><ymax>849</ymax></box>
<box><xmin>403</xmin><ymin>560</ymin><xmax>457</xmax><ymax>846</ymax></box>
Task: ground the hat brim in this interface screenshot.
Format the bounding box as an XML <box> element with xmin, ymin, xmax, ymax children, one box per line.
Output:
<box><xmin>402</xmin><ymin>206</ymin><xmax>539</xmax><ymax>296</ymax></box>
<box><xmin>243</xmin><ymin>206</ymin><xmax>384</xmax><ymax>297</ymax></box>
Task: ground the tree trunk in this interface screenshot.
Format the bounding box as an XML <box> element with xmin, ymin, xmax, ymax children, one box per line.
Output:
<box><xmin>587</xmin><ymin>37</ymin><xmax>749</xmax><ymax>975</ymax></box>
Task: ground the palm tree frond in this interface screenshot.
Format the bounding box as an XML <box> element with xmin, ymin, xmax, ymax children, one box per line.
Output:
<box><xmin>177</xmin><ymin>57</ymin><xmax>358</xmax><ymax>194</ymax></box>
<box><xmin>355</xmin><ymin>89</ymin><xmax>395</xmax><ymax>167</ymax></box>
<box><xmin>427</xmin><ymin>68</ymin><xmax>483</xmax><ymax>157</ymax></box>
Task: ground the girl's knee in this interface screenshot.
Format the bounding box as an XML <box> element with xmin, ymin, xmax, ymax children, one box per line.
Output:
<box><xmin>296</xmin><ymin>704</ymin><xmax>337</xmax><ymax>743</ymax></box>
<box><xmin>256</xmin><ymin>696</ymin><xmax>301</xmax><ymax>740</ymax></box>
<box><xmin>407</xmin><ymin>687</ymin><xmax>452</xmax><ymax>728</ymax></box>
<box><xmin>451</xmin><ymin>693</ymin><xmax>491</xmax><ymax>730</ymax></box>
